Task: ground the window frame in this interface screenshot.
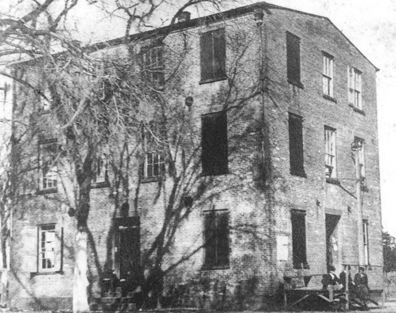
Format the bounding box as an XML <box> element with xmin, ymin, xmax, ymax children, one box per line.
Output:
<box><xmin>199</xmin><ymin>28</ymin><xmax>227</xmax><ymax>84</ymax></box>
<box><xmin>286</xmin><ymin>32</ymin><xmax>303</xmax><ymax>88</ymax></box>
<box><xmin>140</xmin><ymin>124</ymin><xmax>165</xmax><ymax>182</ymax></box>
<box><xmin>141</xmin><ymin>45</ymin><xmax>165</xmax><ymax>90</ymax></box>
<box><xmin>348</xmin><ymin>66</ymin><xmax>362</xmax><ymax>110</ymax></box>
<box><xmin>324</xmin><ymin>126</ymin><xmax>337</xmax><ymax>180</ymax></box>
<box><xmin>38</xmin><ymin>139</ymin><xmax>58</xmax><ymax>194</ymax></box>
<box><xmin>92</xmin><ymin>155</ymin><xmax>110</xmax><ymax>188</ymax></box>
<box><xmin>203</xmin><ymin>210</ymin><xmax>230</xmax><ymax>270</ymax></box>
<box><xmin>322</xmin><ymin>52</ymin><xmax>334</xmax><ymax>98</ymax></box>
<box><xmin>39</xmin><ymin>224</ymin><xmax>56</xmax><ymax>272</ymax></box>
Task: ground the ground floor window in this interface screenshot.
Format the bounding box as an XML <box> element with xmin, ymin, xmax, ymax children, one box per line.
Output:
<box><xmin>291</xmin><ymin>210</ymin><xmax>307</xmax><ymax>269</ymax></box>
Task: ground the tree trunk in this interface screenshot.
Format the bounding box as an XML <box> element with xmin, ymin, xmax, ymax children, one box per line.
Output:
<box><xmin>73</xmin><ymin>228</ymin><xmax>90</xmax><ymax>313</ymax></box>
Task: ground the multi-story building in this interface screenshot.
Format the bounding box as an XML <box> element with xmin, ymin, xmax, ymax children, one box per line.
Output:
<box><xmin>6</xmin><ymin>1</ymin><xmax>382</xmax><ymax>310</ymax></box>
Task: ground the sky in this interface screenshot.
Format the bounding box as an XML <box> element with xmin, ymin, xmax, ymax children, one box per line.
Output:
<box><xmin>0</xmin><ymin>0</ymin><xmax>395</xmax><ymax>236</ymax></box>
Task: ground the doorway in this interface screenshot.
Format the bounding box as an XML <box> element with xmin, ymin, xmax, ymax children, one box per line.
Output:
<box><xmin>325</xmin><ymin>214</ymin><xmax>340</xmax><ymax>269</ymax></box>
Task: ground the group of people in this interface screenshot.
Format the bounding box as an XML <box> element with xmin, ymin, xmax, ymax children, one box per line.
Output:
<box><xmin>323</xmin><ymin>265</ymin><xmax>370</xmax><ymax>310</ymax></box>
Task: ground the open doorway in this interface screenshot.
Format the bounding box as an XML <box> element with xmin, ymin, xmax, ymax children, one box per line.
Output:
<box><xmin>325</xmin><ymin>214</ymin><xmax>340</xmax><ymax>269</ymax></box>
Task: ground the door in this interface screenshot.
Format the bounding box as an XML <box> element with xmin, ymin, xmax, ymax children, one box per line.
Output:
<box><xmin>114</xmin><ymin>217</ymin><xmax>141</xmax><ymax>280</ymax></box>
<box><xmin>325</xmin><ymin>214</ymin><xmax>340</xmax><ymax>268</ymax></box>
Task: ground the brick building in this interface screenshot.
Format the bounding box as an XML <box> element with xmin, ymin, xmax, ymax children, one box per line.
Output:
<box><xmin>6</xmin><ymin>1</ymin><xmax>382</xmax><ymax>310</ymax></box>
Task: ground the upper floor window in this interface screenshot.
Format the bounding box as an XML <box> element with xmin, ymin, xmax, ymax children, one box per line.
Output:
<box><xmin>200</xmin><ymin>29</ymin><xmax>226</xmax><ymax>83</ymax></box>
<box><xmin>354</xmin><ymin>137</ymin><xmax>365</xmax><ymax>179</ymax></box>
<box><xmin>92</xmin><ymin>156</ymin><xmax>109</xmax><ymax>187</ymax></box>
<box><xmin>39</xmin><ymin>140</ymin><xmax>58</xmax><ymax>192</ymax></box>
<box><xmin>324</xmin><ymin>127</ymin><xmax>336</xmax><ymax>179</ymax></box>
<box><xmin>203</xmin><ymin>210</ymin><xmax>229</xmax><ymax>269</ymax></box>
<box><xmin>141</xmin><ymin>45</ymin><xmax>165</xmax><ymax>89</ymax></box>
<box><xmin>323</xmin><ymin>53</ymin><xmax>334</xmax><ymax>98</ymax></box>
<box><xmin>201</xmin><ymin>111</ymin><xmax>228</xmax><ymax>176</ymax></box>
<box><xmin>141</xmin><ymin>124</ymin><xmax>165</xmax><ymax>180</ymax></box>
<box><xmin>348</xmin><ymin>66</ymin><xmax>362</xmax><ymax>110</ymax></box>
<box><xmin>286</xmin><ymin>32</ymin><xmax>302</xmax><ymax>88</ymax></box>
<box><xmin>288</xmin><ymin>113</ymin><xmax>305</xmax><ymax>177</ymax></box>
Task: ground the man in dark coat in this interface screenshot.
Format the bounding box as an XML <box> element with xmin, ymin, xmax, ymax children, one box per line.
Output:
<box><xmin>354</xmin><ymin>267</ymin><xmax>369</xmax><ymax>310</ymax></box>
<box><xmin>340</xmin><ymin>265</ymin><xmax>355</xmax><ymax>292</ymax></box>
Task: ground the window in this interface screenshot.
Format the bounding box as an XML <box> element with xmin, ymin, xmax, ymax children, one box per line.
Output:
<box><xmin>288</xmin><ymin>113</ymin><xmax>305</xmax><ymax>177</ymax></box>
<box><xmin>286</xmin><ymin>32</ymin><xmax>302</xmax><ymax>87</ymax></box>
<box><xmin>363</xmin><ymin>219</ymin><xmax>369</xmax><ymax>265</ymax></box>
<box><xmin>201</xmin><ymin>111</ymin><xmax>228</xmax><ymax>176</ymax></box>
<box><xmin>144</xmin><ymin>152</ymin><xmax>165</xmax><ymax>178</ymax></box>
<box><xmin>141</xmin><ymin>124</ymin><xmax>165</xmax><ymax>180</ymax></box>
<box><xmin>348</xmin><ymin>66</ymin><xmax>362</xmax><ymax>110</ymax></box>
<box><xmin>354</xmin><ymin>137</ymin><xmax>365</xmax><ymax>179</ymax></box>
<box><xmin>92</xmin><ymin>156</ymin><xmax>109</xmax><ymax>186</ymax></box>
<box><xmin>200</xmin><ymin>29</ymin><xmax>226</xmax><ymax>83</ymax></box>
<box><xmin>291</xmin><ymin>210</ymin><xmax>307</xmax><ymax>269</ymax></box>
<box><xmin>39</xmin><ymin>224</ymin><xmax>56</xmax><ymax>271</ymax></box>
<box><xmin>39</xmin><ymin>140</ymin><xmax>58</xmax><ymax>192</ymax></box>
<box><xmin>203</xmin><ymin>210</ymin><xmax>229</xmax><ymax>268</ymax></box>
<box><xmin>324</xmin><ymin>127</ymin><xmax>336</xmax><ymax>179</ymax></box>
<box><xmin>323</xmin><ymin>53</ymin><xmax>334</xmax><ymax>97</ymax></box>
<box><xmin>142</xmin><ymin>45</ymin><xmax>164</xmax><ymax>89</ymax></box>
<box><xmin>21</xmin><ymin>224</ymin><xmax>63</xmax><ymax>275</ymax></box>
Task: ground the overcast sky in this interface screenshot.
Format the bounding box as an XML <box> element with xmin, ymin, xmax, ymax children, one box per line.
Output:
<box><xmin>2</xmin><ymin>0</ymin><xmax>395</xmax><ymax>236</ymax></box>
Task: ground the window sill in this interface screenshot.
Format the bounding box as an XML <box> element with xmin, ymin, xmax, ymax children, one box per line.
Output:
<box><xmin>201</xmin><ymin>170</ymin><xmax>229</xmax><ymax>177</ymax></box>
<box><xmin>288</xmin><ymin>80</ymin><xmax>304</xmax><ymax>89</ymax></box>
<box><xmin>30</xmin><ymin>270</ymin><xmax>64</xmax><ymax>278</ymax></box>
<box><xmin>201</xmin><ymin>265</ymin><xmax>230</xmax><ymax>271</ymax></box>
<box><xmin>140</xmin><ymin>176</ymin><xmax>164</xmax><ymax>183</ymax></box>
<box><xmin>348</xmin><ymin>104</ymin><xmax>365</xmax><ymax>115</ymax></box>
<box><xmin>326</xmin><ymin>177</ymin><xmax>340</xmax><ymax>185</ymax></box>
<box><xmin>290</xmin><ymin>169</ymin><xmax>307</xmax><ymax>178</ymax></box>
<box><xmin>91</xmin><ymin>181</ymin><xmax>110</xmax><ymax>189</ymax></box>
<box><xmin>323</xmin><ymin>94</ymin><xmax>337</xmax><ymax>103</ymax></box>
<box><xmin>199</xmin><ymin>76</ymin><xmax>227</xmax><ymax>85</ymax></box>
<box><xmin>37</xmin><ymin>188</ymin><xmax>58</xmax><ymax>195</ymax></box>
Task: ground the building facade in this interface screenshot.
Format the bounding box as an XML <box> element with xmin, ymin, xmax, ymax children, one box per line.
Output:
<box><xmin>7</xmin><ymin>2</ymin><xmax>382</xmax><ymax>310</ymax></box>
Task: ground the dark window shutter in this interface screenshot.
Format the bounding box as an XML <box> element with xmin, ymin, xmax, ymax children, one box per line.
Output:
<box><xmin>286</xmin><ymin>32</ymin><xmax>301</xmax><ymax>83</ymax></box>
<box><xmin>213</xmin><ymin>29</ymin><xmax>226</xmax><ymax>78</ymax></box>
<box><xmin>200</xmin><ymin>32</ymin><xmax>213</xmax><ymax>81</ymax></box>
<box><xmin>204</xmin><ymin>213</ymin><xmax>216</xmax><ymax>267</ymax></box>
<box><xmin>291</xmin><ymin>210</ymin><xmax>307</xmax><ymax>268</ymax></box>
<box><xmin>288</xmin><ymin>113</ymin><xmax>305</xmax><ymax>176</ymax></box>
<box><xmin>216</xmin><ymin>213</ymin><xmax>229</xmax><ymax>266</ymax></box>
<box><xmin>201</xmin><ymin>112</ymin><xmax>228</xmax><ymax>176</ymax></box>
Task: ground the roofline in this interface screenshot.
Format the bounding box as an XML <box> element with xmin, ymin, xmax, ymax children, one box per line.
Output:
<box><xmin>89</xmin><ymin>1</ymin><xmax>378</xmax><ymax>71</ymax></box>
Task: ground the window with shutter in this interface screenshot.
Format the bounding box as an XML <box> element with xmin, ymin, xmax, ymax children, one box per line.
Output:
<box><xmin>286</xmin><ymin>32</ymin><xmax>302</xmax><ymax>87</ymax></box>
<box><xmin>201</xmin><ymin>111</ymin><xmax>228</xmax><ymax>176</ymax></box>
<box><xmin>288</xmin><ymin>113</ymin><xmax>305</xmax><ymax>177</ymax></box>
<box><xmin>203</xmin><ymin>210</ymin><xmax>229</xmax><ymax>269</ymax></box>
<box><xmin>200</xmin><ymin>29</ymin><xmax>226</xmax><ymax>83</ymax></box>
<box><xmin>291</xmin><ymin>210</ymin><xmax>307</xmax><ymax>269</ymax></box>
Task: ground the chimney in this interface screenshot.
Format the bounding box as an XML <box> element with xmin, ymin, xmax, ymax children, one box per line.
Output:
<box><xmin>178</xmin><ymin>11</ymin><xmax>191</xmax><ymax>23</ymax></box>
